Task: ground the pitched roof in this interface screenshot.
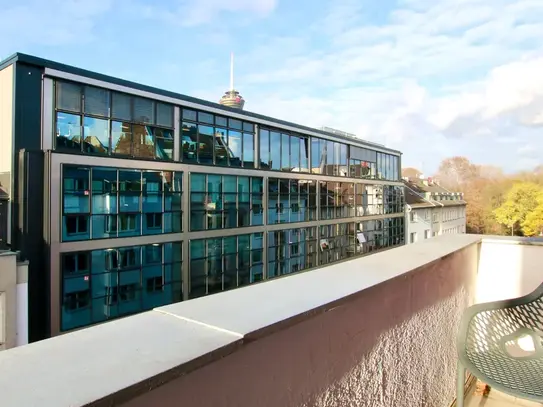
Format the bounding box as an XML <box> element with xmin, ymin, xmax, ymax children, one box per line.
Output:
<box><xmin>403</xmin><ymin>179</ymin><xmax>466</xmax><ymax>207</ymax></box>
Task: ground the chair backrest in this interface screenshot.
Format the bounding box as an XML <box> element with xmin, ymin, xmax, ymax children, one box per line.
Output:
<box><xmin>457</xmin><ymin>282</ymin><xmax>543</xmax><ymax>402</ymax></box>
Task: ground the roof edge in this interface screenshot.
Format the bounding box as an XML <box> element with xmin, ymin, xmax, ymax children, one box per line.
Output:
<box><xmin>0</xmin><ymin>52</ymin><xmax>20</xmax><ymax>71</ymax></box>
<box><xmin>3</xmin><ymin>52</ymin><xmax>403</xmax><ymax>154</ymax></box>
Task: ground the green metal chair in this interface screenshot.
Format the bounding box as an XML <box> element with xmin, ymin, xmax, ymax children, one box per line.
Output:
<box><xmin>456</xmin><ymin>282</ymin><xmax>543</xmax><ymax>407</ymax></box>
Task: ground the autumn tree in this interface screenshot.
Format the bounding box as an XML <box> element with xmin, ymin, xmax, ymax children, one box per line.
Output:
<box><xmin>402</xmin><ymin>167</ymin><xmax>422</xmax><ymax>179</ymax></box>
<box><xmin>522</xmin><ymin>195</ymin><xmax>543</xmax><ymax>236</ymax></box>
<box><xmin>493</xmin><ymin>182</ymin><xmax>543</xmax><ymax>236</ymax></box>
<box><xmin>435</xmin><ymin>156</ymin><xmax>480</xmax><ymax>190</ymax></box>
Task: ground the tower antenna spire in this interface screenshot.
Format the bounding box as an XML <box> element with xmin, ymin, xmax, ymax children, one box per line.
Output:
<box><xmin>219</xmin><ymin>52</ymin><xmax>245</xmax><ymax>109</ymax></box>
<box><xmin>230</xmin><ymin>52</ymin><xmax>234</xmax><ymax>91</ymax></box>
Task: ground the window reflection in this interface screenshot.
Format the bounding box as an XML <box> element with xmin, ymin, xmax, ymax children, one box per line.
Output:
<box><xmin>243</xmin><ymin>133</ymin><xmax>254</xmax><ymax>168</ymax></box>
<box><xmin>268</xmin><ymin>227</ymin><xmax>317</xmax><ymax>278</ymax></box>
<box><xmin>281</xmin><ymin>133</ymin><xmax>290</xmax><ymax>171</ymax></box>
<box><xmin>228</xmin><ymin>130</ymin><xmax>242</xmax><ymax>167</ymax></box>
<box><xmin>56</xmin><ymin>112</ymin><xmax>82</xmax><ymax>151</ymax></box>
<box><xmin>60</xmin><ymin>242</ymin><xmax>183</xmax><ymax>331</ymax></box>
<box><xmin>189</xmin><ymin>233</ymin><xmax>263</xmax><ymax>299</ymax></box>
<box><xmin>190</xmin><ymin>173</ymin><xmax>264</xmax><ymax>231</ymax></box>
<box><xmin>61</xmin><ymin>165</ymin><xmax>183</xmax><ymax>242</ymax></box>
<box><xmin>268</xmin><ymin>178</ymin><xmax>317</xmax><ymax>224</ymax></box>
<box><xmin>270</xmin><ymin>131</ymin><xmax>281</xmax><ymax>170</ymax></box>
<box><xmin>198</xmin><ymin>125</ymin><xmax>214</xmax><ymax>164</ymax></box>
<box><xmin>181</xmin><ymin>122</ymin><xmax>198</xmax><ymax>162</ymax></box>
<box><xmin>83</xmin><ymin>117</ymin><xmax>109</xmax><ymax>154</ymax></box>
<box><xmin>180</xmin><ymin>109</ymin><xmax>256</xmax><ymax>167</ymax></box>
<box><xmin>259</xmin><ymin>129</ymin><xmax>270</xmax><ymax>169</ymax></box>
<box><xmin>132</xmin><ymin>125</ymin><xmax>155</xmax><ymax>159</ymax></box>
<box><xmin>55</xmin><ymin>80</ymin><xmax>174</xmax><ymax>161</ymax></box>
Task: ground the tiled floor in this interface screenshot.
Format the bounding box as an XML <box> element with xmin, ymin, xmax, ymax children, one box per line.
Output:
<box><xmin>465</xmin><ymin>389</ymin><xmax>543</xmax><ymax>407</ymax></box>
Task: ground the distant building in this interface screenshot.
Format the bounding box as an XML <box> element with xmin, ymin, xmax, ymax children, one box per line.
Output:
<box><xmin>403</xmin><ymin>176</ymin><xmax>467</xmax><ymax>244</ymax></box>
<box><xmin>219</xmin><ymin>53</ymin><xmax>245</xmax><ymax>110</ymax></box>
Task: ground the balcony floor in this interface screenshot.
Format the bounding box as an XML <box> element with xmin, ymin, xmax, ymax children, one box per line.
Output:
<box><xmin>466</xmin><ymin>389</ymin><xmax>543</xmax><ymax>407</ymax></box>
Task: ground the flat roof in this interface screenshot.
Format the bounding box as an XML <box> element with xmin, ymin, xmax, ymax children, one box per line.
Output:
<box><xmin>0</xmin><ymin>52</ymin><xmax>401</xmax><ymax>155</ymax></box>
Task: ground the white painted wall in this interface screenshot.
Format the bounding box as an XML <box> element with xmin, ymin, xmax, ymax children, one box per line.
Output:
<box><xmin>16</xmin><ymin>282</ymin><xmax>28</xmax><ymax>347</ymax></box>
<box><xmin>477</xmin><ymin>239</ymin><xmax>543</xmax><ymax>304</ymax></box>
<box><xmin>405</xmin><ymin>205</ymin><xmax>466</xmax><ymax>244</ymax></box>
<box><xmin>0</xmin><ymin>253</ymin><xmax>28</xmax><ymax>350</ymax></box>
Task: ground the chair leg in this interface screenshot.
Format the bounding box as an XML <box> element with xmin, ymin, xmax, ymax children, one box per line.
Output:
<box><xmin>457</xmin><ymin>361</ymin><xmax>466</xmax><ymax>407</ymax></box>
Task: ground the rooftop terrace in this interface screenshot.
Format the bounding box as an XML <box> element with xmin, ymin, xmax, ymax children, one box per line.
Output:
<box><xmin>0</xmin><ymin>234</ymin><xmax>541</xmax><ymax>407</ymax></box>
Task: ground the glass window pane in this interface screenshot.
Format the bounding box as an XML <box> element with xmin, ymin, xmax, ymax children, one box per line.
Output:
<box><xmin>83</xmin><ymin>117</ymin><xmax>109</xmax><ymax>154</ymax></box>
<box><xmin>215</xmin><ymin>116</ymin><xmax>227</xmax><ymax>127</ymax></box>
<box><xmin>111</xmin><ymin>92</ymin><xmax>132</xmax><ymax>121</ymax></box>
<box><xmin>181</xmin><ymin>122</ymin><xmax>198</xmax><ymax>162</ymax></box>
<box><xmin>132</xmin><ymin>125</ymin><xmax>155</xmax><ymax>158</ymax></box>
<box><xmin>56</xmin><ymin>112</ymin><xmax>81</xmax><ymax>151</ymax></box>
<box><xmin>133</xmin><ymin>97</ymin><xmax>154</xmax><ymax>124</ymax></box>
<box><xmin>191</xmin><ymin>173</ymin><xmax>206</xmax><ymax>191</ymax></box>
<box><xmin>259</xmin><ymin>129</ymin><xmax>270</xmax><ymax>169</ymax></box>
<box><xmin>214</xmin><ymin>128</ymin><xmax>228</xmax><ymax>166</ymax></box>
<box><xmin>57</xmin><ymin>81</ymin><xmax>81</xmax><ymax>112</ymax></box>
<box><xmin>182</xmin><ymin>109</ymin><xmax>197</xmax><ymax>121</ymax></box>
<box><xmin>243</xmin><ymin>133</ymin><xmax>254</xmax><ymax>168</ymax></box>
<box><xmin>198</xmin><ymin>125</ymin><xmax>215</xmax><ymax>164</ymax></box>
<box><xmin>92</xmin><ymin>167</ymin><xmax>117</xmax><ymax>215</ymax></box>
<box><xmin>281</xmin><ymin>133</ymin><xmax>290</xmax><ymax>170</ymax></box>
<box><xmin>84</xmin><ymin>86</ymin><xmax>110</xmax><ymax>117</ymax></box>
<box><xmin>311</xmin><ymin>138</ymin><xmax>321</xmax><ymax>173</ymax></box>
<box><xmin>270</xmin><ymin>132</ymin><xmax>281</xmax><ymax>171</ymax></box>
<box><xmin>228</xmin><ymin>130</ymin><xmax>242</xmax><ymax>167</ymax></box>
<box><xmin>63</xmin><ymin>166</ymin><xmax>90</xmax><ymax>214</ymax></box>
<box><xmin>243</xmin><ymin>122</ymin><xmax>254</xmax><ymax>132</ymax></box>
<box><xmin>326</xmin><ymin>140</ymin><xmax>334</xmax><ymax>175</ymax></box>
<box><xmin>300</xmin><ymin>137</ymin><xmax>309</xmax><ymax>172</ymax></box>
<box><xmin>156</xmin><ymin>103</ymin><xmax>173</xmax><ymax>128</ymax></box>
<box><xmin>112</xmin><ymin>121</ymin><xmax>132</xmax><ymax>156</ymax></box>
<box><xmin>155</xmin><ymin>128</ymin><xmax>173</xmax><ymax>160</ymax></box>
<box><xmin>229</xmin><ymin>118</ymin><xmax>242</xmax><ymax>130</ymax></box>
<box><xmin>199</xmin><ymin>111</ymin><xmax>214</xmax><ymax>124</ymax></box>
<box><xmin>290</xmin><ymin>135</ymin><xmax>300</xmax><ymax>170</ymax></box>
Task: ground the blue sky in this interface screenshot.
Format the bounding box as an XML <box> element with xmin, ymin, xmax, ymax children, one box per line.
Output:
<box><xmin>1</xmin><ymin>0</ymin><xmax>542</xmax><ymax>174</ymax></box>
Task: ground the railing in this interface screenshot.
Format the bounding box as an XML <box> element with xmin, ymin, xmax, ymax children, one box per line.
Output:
<box><xmin>0</xmin><ymin>235</ymin><xmax>541</xmax><ymax>407</ymax></box>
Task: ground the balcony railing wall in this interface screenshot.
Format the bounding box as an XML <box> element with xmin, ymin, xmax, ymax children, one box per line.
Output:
<box><xmin>0</xmin><ymin>235</ymin><xmax>542</xmax><ymax>407</ymax></box>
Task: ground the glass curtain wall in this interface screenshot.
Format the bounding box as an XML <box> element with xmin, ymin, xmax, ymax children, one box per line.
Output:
<box><xmin>62</xmin><ymin>165</ymin><xmax>183</xmax><ymax>242</ymax></box>
<box><xmin>55</xmin><ymin>81</ymin><xmax>174</xmax><ymax>160</ymax></box>
<box><xmin>61</xmin><ymin>242</ymin><xmax>182</xmax><ymax>331</ymax></box>
<box><xmin>189</xmin><ymin>233</ymin><xmax>264</xmax><ymax>299</ymax></box>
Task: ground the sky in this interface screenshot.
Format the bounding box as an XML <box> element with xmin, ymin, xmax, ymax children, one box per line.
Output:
<box><xmin>1</xmin><ymin>0</ymin><xmax>542</xmax><ymax>175</ymax></box>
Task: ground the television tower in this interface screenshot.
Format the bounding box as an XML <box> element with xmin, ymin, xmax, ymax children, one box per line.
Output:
<box><xmin>219</xmin><ymin>52</ymin><xmax>245</xmax><ymax>109</ymax></box>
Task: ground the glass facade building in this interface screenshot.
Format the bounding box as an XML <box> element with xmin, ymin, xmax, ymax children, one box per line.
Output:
<box><xmin>0</xmin><ymin>53</ymin><xmax>405</xmax><ymax>339</ymax></box>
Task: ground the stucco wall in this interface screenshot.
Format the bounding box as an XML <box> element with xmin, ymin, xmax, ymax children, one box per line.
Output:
<box><xmin>124</xmin><ymin>244</ymin><xmax>479</xmax><ymax>407</ymax></box>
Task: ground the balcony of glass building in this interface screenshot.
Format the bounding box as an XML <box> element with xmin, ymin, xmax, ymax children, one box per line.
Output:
<box><xmin>0</xmin><ymin>234</ymin><xmax>542</xmax><ymax>407</ymax></box>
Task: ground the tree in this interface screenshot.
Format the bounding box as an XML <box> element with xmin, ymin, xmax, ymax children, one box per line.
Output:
<box><xmin>402</xmin><ymin>167</ymin><xmax>422</xmax><ymax>179</ymax></box>
<box><xmin>435</xmin><ymin>156</ymin><xmax>480</xmax><ymax>189</ymax></box>
<box><xmin>522</xmin><ymin>198</ymin><xmax>543</xmax><ymax>236</ymax></box>
<box><xmin>493</xmin><ymin>182</ymin><xmax>543</xmax><ymax>236</ymax></box>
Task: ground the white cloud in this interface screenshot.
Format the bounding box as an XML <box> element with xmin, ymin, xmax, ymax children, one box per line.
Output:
<box><xmin>235</xmin><ymin>0</ymin><xmax>543</xmax><ymax>173</ymax></box>
<box><xmin>0</xmin><ymin>0</ymin><xmax>112</xmax><ymax>47</ymax></box>
<box><xmin>131</xmin><ymin>0</ymin><xmax>277</xmax><ymax>27</ymax></box>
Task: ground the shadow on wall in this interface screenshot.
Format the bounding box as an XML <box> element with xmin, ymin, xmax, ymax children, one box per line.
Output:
<box><xmin>123</xmin><ymin>245</ymin><xmax>479</xmax><ymax>407</ymax></box>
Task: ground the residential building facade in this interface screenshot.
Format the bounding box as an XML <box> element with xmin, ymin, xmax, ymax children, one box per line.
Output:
<box><xmin>0</xmin><ymin>53</ymin><xmax>405</xmax><ymax>341</ymax></box>
<box><xmin>404</xmin><ymin>177</ymin><xmax>466</xmax><ymax>244</ymax></box>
